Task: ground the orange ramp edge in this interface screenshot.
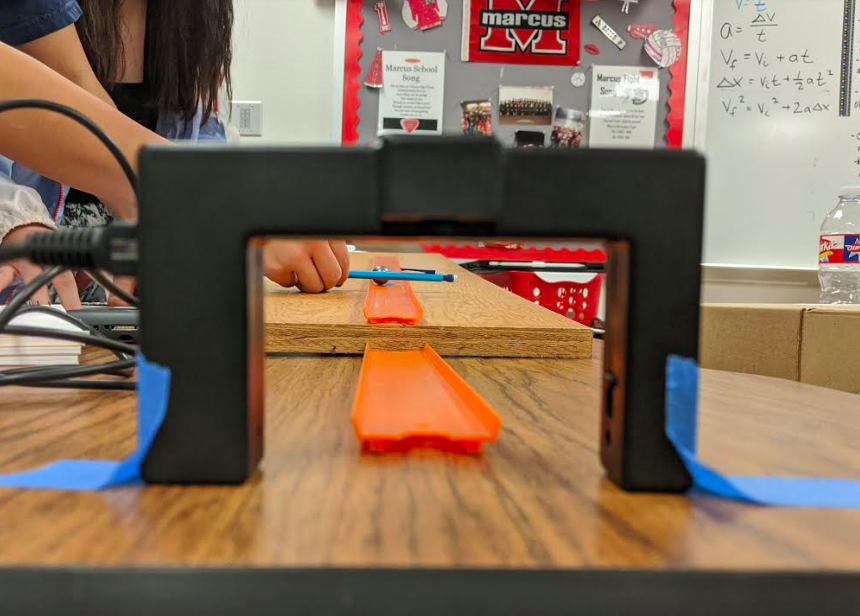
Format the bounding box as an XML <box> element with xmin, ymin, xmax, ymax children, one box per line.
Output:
<box><xmin>362</xmin><ymin>256</ymin><xmax>424</xmax><ymax>325</ymax></box>
<box><xmin>351</xmin><ymin>344</ymin><xmax>503</xmax><ymax>454</ymax></box>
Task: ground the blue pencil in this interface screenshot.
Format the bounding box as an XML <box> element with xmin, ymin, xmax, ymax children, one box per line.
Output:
<box><xmin>349</xmin><ymin>270</ymin><xmax>457</xmax><ymax>283</ymax></box>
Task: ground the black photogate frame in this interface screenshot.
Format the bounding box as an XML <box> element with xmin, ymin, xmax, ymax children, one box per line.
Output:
<box><xmin>136</xmin><ymin>137</ymin><xmax>702</xmax><ymax>491</ymax></box>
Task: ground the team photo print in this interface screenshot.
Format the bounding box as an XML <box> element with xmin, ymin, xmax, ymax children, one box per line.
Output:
<box><xmin>499</xmin><ymin>85</ymin><xmax>554</xmax><ymax>126</ymax></box>
<box><xmin>461</xmin><ymin>100</ymin><xmax>494</xmax><ymax>136</ymax></box>
<box><xmin>550</xmin><ymin>107</ymin><xmax>586</xmax><ymax>149</ymax></box>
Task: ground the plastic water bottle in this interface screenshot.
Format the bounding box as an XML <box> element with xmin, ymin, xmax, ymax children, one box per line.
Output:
<box><xmin>819</xmin><ymin>186</ymin><xmax>860</xmax><ymax>304</ymax></box>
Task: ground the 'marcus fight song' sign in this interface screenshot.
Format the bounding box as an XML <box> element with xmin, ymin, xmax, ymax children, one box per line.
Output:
<box><xmin>461</xmin><ymin>0</ymin><xmax>582</xmax><ymax>66</ymax></box>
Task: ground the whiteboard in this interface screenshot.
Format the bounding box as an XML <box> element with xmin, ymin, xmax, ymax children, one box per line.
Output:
<box><xmin>699</xmin><ymin>0</ymin><xmax>860</xmax><ymax>268</ymax></box>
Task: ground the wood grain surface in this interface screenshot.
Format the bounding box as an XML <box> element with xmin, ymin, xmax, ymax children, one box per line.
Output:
<box><xmin>264</xmin><ymin>253</ymin><xmax>593</xmax><ymax>358</ymax></box>
<box><xmin>0</xmin><ymin>345</ymin><xmax>859</xmax><ymax>569</ymax></box>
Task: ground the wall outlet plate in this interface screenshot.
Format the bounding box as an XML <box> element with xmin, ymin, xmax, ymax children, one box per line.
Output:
<box><xmin>233</xmin><ymin>101</ymin><xmax>263</xmax><ymax>137</ymax></box>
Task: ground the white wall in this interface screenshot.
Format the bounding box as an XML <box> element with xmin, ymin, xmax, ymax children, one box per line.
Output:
<box><xmin>701</xmin><ymin>266</ymin><xmax>820</xmax><ymax>304</ymax></box>
<box><xmin>231</xmin><ymin>0</ymin><xmax>337</xmax><ymax>144</ymax></box>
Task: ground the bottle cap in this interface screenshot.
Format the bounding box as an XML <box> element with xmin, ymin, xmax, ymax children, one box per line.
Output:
<box><xmin>839</xmin><ymin>186</ymin><xmax>860</xmax><ymax>198</ymax></box>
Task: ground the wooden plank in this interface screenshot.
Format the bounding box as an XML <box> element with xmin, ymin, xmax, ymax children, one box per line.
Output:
<box><xmin>2</xmin><ymin>346</ymin><xmax>860</xmax><ymax>569</ymax></box>
<box><xmin>264</xmin><ymin>252</ymin><xmax>593</xmax><ymax>358</ymax></box>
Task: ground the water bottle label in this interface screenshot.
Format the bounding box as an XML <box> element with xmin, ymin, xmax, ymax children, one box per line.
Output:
<box><xmin>820</xmin><ymin>235</ymin><xmax>860</xmax><ymax>264</ymax></box>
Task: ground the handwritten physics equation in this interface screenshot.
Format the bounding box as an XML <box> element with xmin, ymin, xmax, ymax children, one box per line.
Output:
<box><xmin>714</xmin><ymin>0</ymin><xmax>860</xmax><ymax>179</ymax></box>
<box><xmin>714</xmin><ymin>0</ymin><xmax>849</xmax><ymax>118</ymax></box>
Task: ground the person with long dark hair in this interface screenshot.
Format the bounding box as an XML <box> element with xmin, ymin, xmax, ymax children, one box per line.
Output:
<box><xmin>0</xmin><ymin>0</ymin><xmax>348</xmax><ymax>305</ymax></box>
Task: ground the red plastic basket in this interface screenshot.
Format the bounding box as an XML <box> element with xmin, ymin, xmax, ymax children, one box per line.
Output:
<box><xmin>421</xmin><ymin>243</ymin><xmax>606</xmax><ymax>263</ymax></box>
<box><xmin>482</xmin><ymin>271</ymin><xmax>604</xmax><ymax>326</ymax></box>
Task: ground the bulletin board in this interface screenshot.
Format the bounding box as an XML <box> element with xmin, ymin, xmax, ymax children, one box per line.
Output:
<box><xmin>340</xmin><ymin>0</ymin><xmax>692</xmax><ymax>147</ymax></box>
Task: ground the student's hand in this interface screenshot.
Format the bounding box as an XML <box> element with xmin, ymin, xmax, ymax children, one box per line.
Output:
<box><xmin>106</xmin><ymin>276</ymin><xmax>137</xmax><ymax>307</ymax></box>
<box><xmin>0</xmin><ymin>225</ymin><xmax>82</xmax><ymax>310</ymax></box>
<box><xmin>264</xmin><ymin>240</ymin><xmax>350</xmax><ymax>293</ymax></box>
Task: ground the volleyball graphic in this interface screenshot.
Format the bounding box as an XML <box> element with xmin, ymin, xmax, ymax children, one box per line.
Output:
<box><xmin>644</xmin><ymin>30</ymin><xmax>682</xmax><ymax>68</ymax></box>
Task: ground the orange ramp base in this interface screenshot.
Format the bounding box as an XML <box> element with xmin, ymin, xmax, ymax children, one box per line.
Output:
<box><xmin>351</xmin><ymin>344</ymin><xmax>502</xmax><ymax>454</ymax></box>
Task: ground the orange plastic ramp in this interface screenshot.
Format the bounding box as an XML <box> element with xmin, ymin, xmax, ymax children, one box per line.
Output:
<box><xmin>351</xmin><ymin>344</ymin><xmax>502</xmax><ymax>453</ymax></box>
<box><xmin>362</xmin><ymin>257</ymin><xmax>424</xmax><ymax>325</ymax></box>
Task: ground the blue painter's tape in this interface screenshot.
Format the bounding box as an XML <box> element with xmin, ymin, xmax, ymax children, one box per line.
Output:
<box><xmin>666</xmin><ymin>355</ymin><xmax>860</xmax><ymax>508</ymax></box>
<box><xmin>0</xmin><ymin>354</ymin><xmax>169</xmax><ymax>491</ymax></box>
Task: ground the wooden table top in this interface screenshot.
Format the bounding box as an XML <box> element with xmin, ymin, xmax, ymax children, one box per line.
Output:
<box><xmin>0</xmin><ymin>343</ymin><xmax>859</xmax><ymax>570</ymax></box>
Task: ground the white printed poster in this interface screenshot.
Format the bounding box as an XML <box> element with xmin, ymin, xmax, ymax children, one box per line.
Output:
<box><xmin>589</xmin><ymin>66</ymin><xmax>660</xmax><ymax>149</ymax></box>
<box><xmin>378</xmin><ymin>51</ymin><xmax>445</xmax><ymax>136</ymax></box>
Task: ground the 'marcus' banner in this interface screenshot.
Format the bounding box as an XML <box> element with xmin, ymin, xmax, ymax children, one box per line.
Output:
<box><xmin>461</xmin><ymin>0</ymin><xmax>582</xmax><ymax>66</ymax></box>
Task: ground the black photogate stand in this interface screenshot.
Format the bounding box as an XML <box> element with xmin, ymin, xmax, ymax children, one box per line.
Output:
<box><xmin>137</xmin><ymin>137</ymin><xmax>704</xmax><ymax>492</ymax></box>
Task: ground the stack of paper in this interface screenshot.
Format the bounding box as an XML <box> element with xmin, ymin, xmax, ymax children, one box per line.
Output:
<box><xmin>0</xmin><ymin>306</ymin><xmax>85</xmax><ymax>367</ymax></box>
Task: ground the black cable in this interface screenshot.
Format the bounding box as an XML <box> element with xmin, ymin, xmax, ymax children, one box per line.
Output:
<box><xmin>0</xmin><ymin>277</ymin><xmax>136</xmax><ymax>386</ymax></box>
<box><xmin>0</xmin><ymin>245</ymin><xmax>30</xmax><ymax>264</ymax></box>
<box><xmin>0</xmin><ymin>102</ymin><xmax>139</xmax><ymax>276</ymax></box>
<box><xmin>0</xmin><ymin>99</ymin><xmax>137</xmax><ymax>191</ymax></box>
<box><xmin>2</xmin><ymin>224</ymin><xmax>139</xmax><ymax>274</ymax></box>
<box><xmin>0</xmin><ymin>265</ymin><xmax>66</xmax><ymax>333</ymax></box>
<box><xmin>2</xmin><ymin>325</ymin><xmax>137</xmax><ymax>355</ymax></box>
<box><xmin>14</xmin><ymin>305</ymin><xmax>134</xmax><ymax>361</ymax></box>
<box><xmin>0</xmin><ymin>359</ymin><xmax>135</xmax><ymax>387</ymax></box>
<box><xmin>0</xmin><ymin>267</ymin><xmax>135</xmax><ymax>353</ymax></box>
<box><xmin>0</xmin><ymin>100</ymin><xmax>140</xmax><ymax>393</ymax></box>
<box><xmin>8</xmin><ymin>379</ymin><xmax>136</xmax><ymax>391</ymax></box>
<box><xmin>84</xmin><ymin>270</ymin><xmax>139</xmax><ymax>307</ymax></box>
<box><xmin>0</xmin><ymin>303</ymin><xmax>136</xmax><ymax>386</ymax></box>
<box><xmin>0</xmin><ymin>360</ymin><xmax>132</xmax><ymax>378</ymax></box>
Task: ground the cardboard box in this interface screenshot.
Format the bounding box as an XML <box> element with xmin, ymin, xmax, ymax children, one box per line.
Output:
<box><xmin>700</xmin><ymin>304</ymin><xmax>860</xmax><ymax>394</ymax></box>
<box><xmin>800</xmin><ymin>306</ymin><xmax>860</xmax><ymax>393</ymax></box>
